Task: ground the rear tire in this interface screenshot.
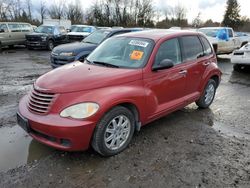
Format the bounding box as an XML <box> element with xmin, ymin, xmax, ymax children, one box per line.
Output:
<box><xmin>196</xmin><ymin>79</ymin><xmax>217</xmax><ymax>109</ymax></box>
<box><xmin>92</xmin><ymin>106</ymin><xmax>135</xmax><ymax>157</ymax></box>
<box><xmin>233</xmin><ymin>64</ymin><xmax>242</xmax><ymax>71</ymax></box>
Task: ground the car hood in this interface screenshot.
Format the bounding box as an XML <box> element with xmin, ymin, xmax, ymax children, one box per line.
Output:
<box><xmin>53</xmin><ymin>42</ymin><xmax>97</xmax><ymax>54</ymax></box>
<box><xmin>35</xmin><ymin>61</ymin><xmax>142</xmax><ymax>93</ymax></box>
<box><xmin>68</xmin><ymin>32</ymin><xmax>90</xmax><ymax>36</ymax></box>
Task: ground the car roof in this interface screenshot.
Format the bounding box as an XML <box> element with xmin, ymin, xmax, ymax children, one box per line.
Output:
<box><xmin>199</xmin><ymin>27</ymin><xmax>232</xmax><ymax>30</ymax></box>
<box><xmin>116</xmin><ymin>29</ymin><xmax>199</xmax><ymax>42</ymax></box>
<box><xmin>99</xmin><ymin>28</ymin><xmax>143</xmax><ymax>33</ymax></box>
<box><xmin>0</xmin><ymin>22</ymin><xmax>31</xmax><ymax>25</ymax></box>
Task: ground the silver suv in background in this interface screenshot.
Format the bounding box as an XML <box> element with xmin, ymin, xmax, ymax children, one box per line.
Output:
<box><xmin>0</xmin><ymin>22</ymin><xmax>33</xmax><ymax>49</ymax></box>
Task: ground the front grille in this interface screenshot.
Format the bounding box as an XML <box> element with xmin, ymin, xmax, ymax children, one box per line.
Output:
<box><xmin>68</xmin><ymin>35</ymin><xmax>84</xmax><ymax>41</ymax></box>
<box><xmin>28</xmin><ymin>88</ymin><xmax>55</xmax><ymax>114</ymax></box>
<box><xmin>234</xmin><ymin>52</ymin><xmax>244</xmax><ymax>55</ymax></box>
<box><xmin>26</xmin><ymin>36</ymin><xmax>42</xmax><ymax>42</ymax></box>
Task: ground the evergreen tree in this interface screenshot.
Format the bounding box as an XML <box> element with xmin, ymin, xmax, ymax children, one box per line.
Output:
<box><xmin>222</xmin><ymin>0</ymin><xmax>241</xmax><ymax>29</ymax></box>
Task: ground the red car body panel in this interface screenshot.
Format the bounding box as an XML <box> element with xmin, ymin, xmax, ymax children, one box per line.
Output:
<box><xmin>18</xmin><ymin>30</ymin><xmax>222</xmax><ymax>151</ymax></box>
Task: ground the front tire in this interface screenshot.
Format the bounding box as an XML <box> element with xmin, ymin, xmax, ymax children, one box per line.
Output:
<box><xmin>92</xmin><ymin>106</ymin><xmax>135</xmax><ymax>156</ymax></box>
<box><xmin>47</xmin><ymin>40</ymin><xmax>54</xmax><ymax>51</ymax></box>
<box><xmin>196</xmin><ymin>79</ymin><xmax>217</xmax><ymax>109</ymax></box>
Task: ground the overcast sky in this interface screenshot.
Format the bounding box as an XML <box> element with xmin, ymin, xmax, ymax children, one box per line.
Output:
<box><xmin>31</xmin><ymin>0</ymin><xmax>250</xmax><ymax>23</ymax></box>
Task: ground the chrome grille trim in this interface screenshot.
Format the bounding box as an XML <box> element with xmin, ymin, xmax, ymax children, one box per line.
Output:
<box><xmin>28</xmin><ymin>88</ymin><xmax>55</xmax><ymax>114</ymax></box>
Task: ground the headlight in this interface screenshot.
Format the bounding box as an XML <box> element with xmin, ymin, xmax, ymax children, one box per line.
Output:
<box><xmin>41</xmin><ymin>36</ymin><xmax>47</xmax><ymax>41</ymax></box>
<box><xmin>60</xmin><ymin>52</ymin><xmax>74</xmax><ymax>56</ymax></box>
<box><xmin>60</xmin><ymin>103</ymin><xmax>99</xmax><ymax>119</ymax></box>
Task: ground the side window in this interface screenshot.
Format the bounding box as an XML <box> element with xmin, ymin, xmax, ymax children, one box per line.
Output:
<box><xmin>8</xmin><ymin>23</ymin><xmax>21</xmax><ymax>32</ymax></box>
<box><xmin>20</xmin><ymin>24</ymin><xmax>32</xmax><ymax>32</ymax></box>
<box><xmin>53</xmin><ymin>27</ymin><xmax>60</xmax><ymax>35</ymax></box>
<box><xmin>227</xmin><ymin>29</ymin><xmax>233</xmax><ymax>38</ymax></box>
<box><xmin>0</xmin><ymin>24</ymin><xmax>8</xmax><ymax>32</ymax></box>
<box><xmin>181</xmin><ymin>36</ymin><xmax>203</xmax><ymax>61</ymax></box>
<box><xmin>154</xmin><ymin>38</ymin><xmax>181</xmax><ymax>66</ymax></box>
<box><xmin>200</xmin><ymin>36</ymin><xmax>212</xmax><ymax>56</ymax></box>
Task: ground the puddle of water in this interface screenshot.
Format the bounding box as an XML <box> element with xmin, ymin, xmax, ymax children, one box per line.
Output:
<box><xmin>0</xmin><ymin>125</ymin><xmax>55</xmax><ymax>172</ymax></box>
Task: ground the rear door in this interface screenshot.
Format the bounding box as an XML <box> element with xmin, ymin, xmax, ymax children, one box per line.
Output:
<box><xmin>179</xmin><ymin>35</ymin><xmax>206</xmax><ymax>101</ymax></box>
<box><xmin>20</xmin><ymin>24</ymin><xmax>32</xmax><ymax>42</ymax></box>
<box><xmin>7</xmin><ymin>23</ymin><xmax>23</xmax><ymax>44</ymax></box>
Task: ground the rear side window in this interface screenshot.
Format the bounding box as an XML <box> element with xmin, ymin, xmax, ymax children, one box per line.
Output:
<box><xmin>154</xmin><ymin>38</ymin><xmax>181</xmax><ymax>66</ymax></box>
<box><xmin>20</xmin><ymin>24</ymin><xmax>32</xmax><ymax>32</ymax></box>
<box><xmin>227</xmin><ymin>29</ymin><xmax>233</xmax><ymax>38</ymax></box>
<box><xmin>200</xmin><ymin>36</ymin><xmax>212</xmax><ymax>56</ymax></box>
<box><xmin>181</xmin><ymin>36</ymin><xmax>203</xmax><ymax>61</ymax></box>
<box><xmin>8</xmin><ymin>23</ymin><xmax>21</xmax><ymax>32</ymax></box>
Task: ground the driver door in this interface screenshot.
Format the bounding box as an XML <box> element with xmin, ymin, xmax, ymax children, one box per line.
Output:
<box><xmin>144</xmin><ymin>38</ymin><xmax>187</xmax><ymax>118</ymax></box>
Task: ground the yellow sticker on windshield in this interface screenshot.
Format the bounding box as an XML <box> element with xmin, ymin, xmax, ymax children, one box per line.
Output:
<box><xmin>130</xmin><ymin>50</ymin><xmax>144</xmax><ymax>60</ymax></box>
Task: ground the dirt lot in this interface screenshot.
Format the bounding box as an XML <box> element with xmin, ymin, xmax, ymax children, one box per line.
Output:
<box><xmin>0</xmin><ymin>47</ymin><xmax>250</xmax><ymax>188</ymax></box>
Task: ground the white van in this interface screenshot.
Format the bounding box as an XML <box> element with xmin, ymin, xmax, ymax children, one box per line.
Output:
<box><xmin>0</xmin><ymin>22</ymin><xmax>33</xmax><ymax>49</ymax></box>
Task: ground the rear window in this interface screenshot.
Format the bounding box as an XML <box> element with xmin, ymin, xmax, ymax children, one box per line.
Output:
<box><xmin>181</xmin><ymin>36</ymin><xmax>203</xmax><ymax>61</ymax></box>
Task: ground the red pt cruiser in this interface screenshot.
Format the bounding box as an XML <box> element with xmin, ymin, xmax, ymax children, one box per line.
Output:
<box><xmin>17</xmin><ymin>30</ymin><xmax>222</xmax><ymax>156</ymax></box>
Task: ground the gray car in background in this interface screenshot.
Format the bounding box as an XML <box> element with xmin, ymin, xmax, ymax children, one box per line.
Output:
<box><xmin>0</xmin><ymin>22</ymin><xmax>33</xmax><ymax>49</ymax></box>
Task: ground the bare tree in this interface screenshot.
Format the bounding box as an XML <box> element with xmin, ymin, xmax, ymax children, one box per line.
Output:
<box><xmin>48</xmin><ymin>0</ymin><xmax>66</xmax><ymax>19</ymax></box>
<box><xmin>38</xmin><ymin>0</ymin><xmax>47</xmax><ymax>23</ymax></box>
<box><xmin>192</xmin><ymin>12</ymin><xmax>203</xmax><ymax>28</ymax></box>
<box><xmin>66</xmin><ymin>0</ymin><xmax>84</xmax><ymax>24</ymax></box>
<box><xmin>26</xmin><ymin>0</ymin><xmax>32</xmax><ymax>20</ymax></box>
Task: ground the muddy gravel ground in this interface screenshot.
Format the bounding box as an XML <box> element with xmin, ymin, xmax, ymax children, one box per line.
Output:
<box><xmin>0</xmin><ymin>47</ymin><xmax>250</xmax><ymax>188</ymax></box>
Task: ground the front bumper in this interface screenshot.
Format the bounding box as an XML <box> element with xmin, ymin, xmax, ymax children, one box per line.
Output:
<box><xmin>17</xmin><ymin>95</ymin><xmax>96</xmax><ymax>151</ymax></box>
<box><xmin>51</xmin><ymin>54</ymin><xmax>75</xmax><ymax>68</ymax></box>
<box><xmin>26</xmin><ymin>41</ymin><xmax>48</xmax><ymax>48</ymax></box>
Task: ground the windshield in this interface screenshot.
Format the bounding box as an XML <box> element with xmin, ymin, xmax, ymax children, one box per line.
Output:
<box><xmin>82</xmin><ymin>30</ymin><xmax>110</xmax><ymax>44</ymax></box>
<box><xmin>87</xmin><ymin>37</ymin><xmax>154</xmax><ymax>69</ymax></box>
<box><xmin>35</xmin><ymin>26</ymin><xmax>54</xmax><ymax>34</ymax></box>
<box><xmin>72</xmin><ymin>26</ymin><xmax>92</xmax><ymax>33</ymax></box>
<box><xmin>198</xmin><ymin>28</ymin><xmax>219</xmax><ymax>37</ymax></box>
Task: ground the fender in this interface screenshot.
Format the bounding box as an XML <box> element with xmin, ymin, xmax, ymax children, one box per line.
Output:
<box><xmin>198</xmin><ymin>62</ymin><xmax>222</xmax><ymax>93</ymax></box>
<box><xmin>54</xmin><ymin>80</ymin><xmax>148</xmax><ymax>125</ymax></box>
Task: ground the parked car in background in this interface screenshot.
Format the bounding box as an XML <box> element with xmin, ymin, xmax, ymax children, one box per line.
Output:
<box><xmin>50</xmin><ymin>28</ymin><xmax>143</xmax><ymax>68</ymax></box>
<box><xmin>198</xmin><ymin>27</ymin><xmax>248</xmax><ymax>54</ymax></box>
<box><xmin>235</xmin><ymin>32</ymin><xmax>250</xmax><ymax>46</ymax></box>
<box><xmin>231</xmin><ymin>42</ymin><xmax>250</xmax><ymax>71</ymax></box>
<box><xmin>0</xmin><ymin>22</ymin><xmax>33</xmax><ymax>49</ymax></box>
<box><xmin>67</xmin><ymin>25</ymin><xmax>96</xmax><ymax>42</ymax></box>
<box><xmin>17</xmin><ymin>30</ymin><xmax>221</xmax><ymax>156</ymax></box>
<box><xmin>26</xmin><ymin>25</ymin><xmax>68</xmax><ymax>50</ymax></box>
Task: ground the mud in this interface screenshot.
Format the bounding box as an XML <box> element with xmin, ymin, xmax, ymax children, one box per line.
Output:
<box><xmin>0</xmin><ymin>48</ymin><xmax>250</xmax><ymax>188</ymax></box>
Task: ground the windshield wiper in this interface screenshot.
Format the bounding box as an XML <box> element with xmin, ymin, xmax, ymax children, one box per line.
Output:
<box><xmin>83</xmin><ymin>41</ymin><xmax>97</xmax><ymax>45</ymax></box>
<box><xmin>85</xmin><ymin>59</ymin><xmax>92</xmax><ymax>64</ymax></box>
<box><xmin>93</xmin><ymin>61</ymin><xmax>120</xmax><ymax>68</ymax></box>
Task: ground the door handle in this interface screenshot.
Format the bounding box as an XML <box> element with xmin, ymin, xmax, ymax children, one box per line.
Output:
<box><xmin>179</xmin><ymin>70</ymin><xmax>187</xmax><ymax>75</ymax></box>
<box><xmin>203</xmin><ymin>62</ymin><xmax>210</xmax><ymax>66</ymax></box>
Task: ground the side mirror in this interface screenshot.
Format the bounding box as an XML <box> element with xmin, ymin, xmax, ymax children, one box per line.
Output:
<box><xmin>152</xmin><ymin>59</ymin><xmax>174</xmax><ymax>71</ymax></box>
<box><xmin>0</xmin><ymin>29</ymin><xmax>5</xmax><ymax>33</ymax></box>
